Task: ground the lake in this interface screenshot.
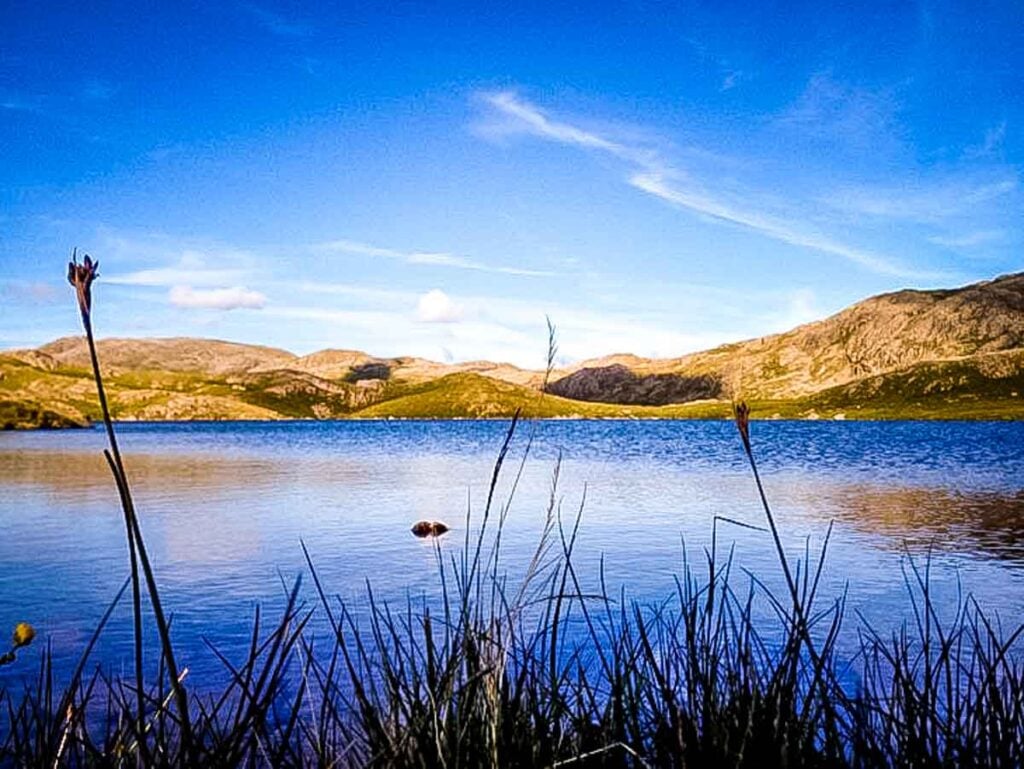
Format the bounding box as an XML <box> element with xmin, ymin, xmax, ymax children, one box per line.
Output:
<box><xmin>1</xmin><ymin>418</ymin><xmax>1023</xmax><ymax>688</ymax></box>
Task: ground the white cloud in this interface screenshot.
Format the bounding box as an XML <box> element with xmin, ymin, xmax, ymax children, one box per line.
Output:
<box><xmin>479</xmin><ymin>91</ymin><xmax>659</xmax><ymax>170</ymax></box>
<box><xmin>82</xmin><ymin>80</ymin><xmax>116</xmax><ymax>101</ymax></box>
<box><xmin>264</xmin><ymin>281</ymin><xmax>810</xmax><ymax>367</ymax></box>
<box><xmin>416</xmin><ymin>289</ymin><xmax>463</xmax><ymax>323</ymax></box>
<box><xmin>288</xmin><ymin>281</ymin><xmax>415</xmax><ymax>303</ymax></box>
<box><xmin>169</xmin><ymin>285</ymin><xmax>266</xmax><ymax>310</ymax></box>
<box><xmin>776</xmin><ymin>288</ymin><xmax>820</xmax><ymax>330</ymax></box>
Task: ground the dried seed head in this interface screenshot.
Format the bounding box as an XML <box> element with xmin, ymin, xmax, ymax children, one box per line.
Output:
<box><xmin>67</xmin><ymin>249</ymin><xmax>99</xmax><ymax>317</ymax></box>
<box><xmin>733</xmin><ymin>401</ymin><xmax>752</xmax><ymax>454</ymax></box>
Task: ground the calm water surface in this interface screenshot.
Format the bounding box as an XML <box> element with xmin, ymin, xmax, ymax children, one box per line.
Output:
<box><xmin>1</xmin><ymin>419</ymin><xmax>1023</xmax><ymax>687</ymax></box>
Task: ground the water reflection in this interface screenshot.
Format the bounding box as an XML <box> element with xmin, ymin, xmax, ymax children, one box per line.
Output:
<box><xmin>823</xmin><ymin>485</ymin><xmax>1024</xmax><ymax>562</ymax></box>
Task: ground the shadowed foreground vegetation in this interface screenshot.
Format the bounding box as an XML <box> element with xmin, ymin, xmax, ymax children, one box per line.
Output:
<box><xmin>1</xmin><ymin>258</ymin><xmax>1022</xmax><ymax>767</ymax></box>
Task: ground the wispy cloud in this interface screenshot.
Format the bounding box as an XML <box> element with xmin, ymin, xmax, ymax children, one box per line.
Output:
<box><xmin>240</xmin><ymin>3</ymin><xmax>312</xmax><ymax>37</ymax></box>
<box><xmin>169</xmin><ymin>285</ymin><xmax>266</xmax><ymax>310</ymax></box>
<box><xmin>963</xmin><ymin>121</ymin><xmax>1007</xmax><ymax>160</ymax></box>
<box><xmin>267</xmin><ymin>296</ymin><xmax>734</xmax><ymax>367</ymax></box>
<box><xmin>288</xmin><ymin>281</ymin><xmax>415</xmax><ymax>303</ymax></box>
<box><xmin>106</xmin><ymin>253</ymin><xmax>248</xmax><ymax>287</ymax></box>
<box><xmin>720</xmin><ymin>71</ymin><xmax>744</xmax><ymax>91</ymax></box>
<box><xmin>82</xmin><ymin>80</ymin><xmax>116</xmax><ymax>101</ymax></box>
<box><xmin>315</xmin><ymin>238</ymin><xmax>555</xmax><ymax>277</ymax></box>
<box><xmin>770</xmin><ymin>73</ymin><xmax>903</xmax><ymax>155</ymax></box>
<box><xmin>0</xmin><ymin>280</ymin><xmax>60</xmax><ymax>304</ymax></box>
<box><xmin>630</xmin><ymin>173</ymin><xmax>912</xmax><ymax>276</ymax></box>
<box><xmin>479</xmin><ymin>91</ymin><xmax>660</xmax><ymax>169</ymax></box>
<box><xmin>1</xmin><ymin>93</ymin><xmax>44</xmax><ymax>113</ymax></box>
<box><xmin>824</xmin><ymin>178</ymin><xmax>1017</xmax><ymax>224</ymax></box>
<box><xmin>480</xmin><ymin>90</ymin><xmax>922</xmax><ymax>277</ymax></box>
<box><xmin>928</xmin><ymin>229</ymin><xmax>1007</xmax><ymax>249</ymax></box>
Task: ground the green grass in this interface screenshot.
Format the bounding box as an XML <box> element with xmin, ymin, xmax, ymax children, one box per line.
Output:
<box><xmin>802</xmin><ymin>353</ymin><xmax>1024</xmax><ymax>420</ymax></box>
<box><xmin>4</xmin><ymin>351</ymin><xmax>1024</xmax><ymax>427</ymax></box>
<box><xmin>0</xmin><ymin>398</ymin><xmax>83</xmax><ymax>429</ymax></box>
<box><xmin>352</xmin><ymin>372</ymin><xmax>753</xmax><ymax>419</ymax></box>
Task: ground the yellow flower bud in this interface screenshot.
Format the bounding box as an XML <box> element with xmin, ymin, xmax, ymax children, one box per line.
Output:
<box><xmin>12</xmin><ymin>622</ymin><xmax>35</xmax><ymax>649</ymax></box>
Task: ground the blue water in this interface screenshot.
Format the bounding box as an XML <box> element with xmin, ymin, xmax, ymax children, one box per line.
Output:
<box><xmin>1</xmin><ymin>419</ymin><xmax>1023</xmax><ymax>689</ymax></box>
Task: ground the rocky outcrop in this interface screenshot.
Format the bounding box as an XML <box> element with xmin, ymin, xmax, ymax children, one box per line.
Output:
<box><xmin>548</xmin><ymin>365</ymin><xmax>722</xmax><ymax>405</ymax></box>
<box><xmin>345</xmin><ymin>362</ymin><xmax>392</xmax><ymax>382</ymax></box>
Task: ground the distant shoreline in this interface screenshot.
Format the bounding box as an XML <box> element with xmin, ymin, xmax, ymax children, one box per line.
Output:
<box><xmin>8</xmin><ymin>411</ymin><xmax>1024</xmax><ymax>432</ymax></box>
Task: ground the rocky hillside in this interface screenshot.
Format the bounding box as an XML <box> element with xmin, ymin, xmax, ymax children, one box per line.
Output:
<box><xmin>552</xmin><ymin>272</ymin><xmax>1024</xmax><ymax>404</ymax></box>
<box><xmin>2</xmin><ymin>272</ymin><xmax>1023</xmax><ymax>427</ymax></box>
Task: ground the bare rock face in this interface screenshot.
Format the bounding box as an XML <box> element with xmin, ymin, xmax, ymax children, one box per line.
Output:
<box><xmin>548</xmin><ymin>365</ymin><xmax>722</xmax><ymax>405</ymax></box>
<box><xmin>345</xmin><ymin>362</ymin><xmax>391</xmax><ymax>382</ymax></box>
<box><xmin>785</xmin><ymin>273</ymin><xmax>1024</xmax><ymax>390</ymax></box>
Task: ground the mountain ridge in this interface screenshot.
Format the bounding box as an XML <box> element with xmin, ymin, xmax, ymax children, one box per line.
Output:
<box><xmin>3</xmin><ymin>271</ymin><xmax>1023</xmax><ymax>427</ymax></box>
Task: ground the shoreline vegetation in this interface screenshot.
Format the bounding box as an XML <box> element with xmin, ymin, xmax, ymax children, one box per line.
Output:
<box><xmin>1</xmin><ymin>256</ymin><xmax>1023</xmax><ymax>766</ymax></box>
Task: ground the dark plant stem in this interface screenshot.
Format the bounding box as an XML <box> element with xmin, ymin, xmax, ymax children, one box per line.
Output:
<box><xmin>78</xmin><ymin>307</ymin><xmax>193</xmax><ymax>758</ymax></box>
<box><xmin>741</xmin><ymin>441</ymin><xmax>799</xmax><ymax>609</ymax></box>
<box><xmin>79</xmin><ymin>310</ymin><xmax>146</xmax><ymax>756</ymax></box>
<box><xmin>740</xmin><ymin>432</ymin><xmax>848</xmax><ymax>756</ymax></box>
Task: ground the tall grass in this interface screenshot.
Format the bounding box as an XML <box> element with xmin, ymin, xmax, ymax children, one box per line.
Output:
<box><xmin>0</xmin><ymin>257</ymin><xmax>1022</xmax><ymax>766</ymax></box>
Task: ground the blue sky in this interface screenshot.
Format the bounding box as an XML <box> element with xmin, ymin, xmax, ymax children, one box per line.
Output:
<box><xmin>1</xmin><ymin>1</ymin><xmax>1021</xmax><ymax>367</ymax></box>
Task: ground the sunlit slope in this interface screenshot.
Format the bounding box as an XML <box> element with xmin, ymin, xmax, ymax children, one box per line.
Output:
<box><xmin>348</xmin><ymin>373</ymin><xmax>729</xmax><ymax>419</ymax></box>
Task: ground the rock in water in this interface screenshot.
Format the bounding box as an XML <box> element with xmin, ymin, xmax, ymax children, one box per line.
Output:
<box><xmin>411</xmin><ymin>520</ymin><xmax>450</xmax><ymax>538</ymax></box>
<box><xmin>411</xmin><ymin>521</ymin><xmax>434</xmax><ymax>537</ymax></box>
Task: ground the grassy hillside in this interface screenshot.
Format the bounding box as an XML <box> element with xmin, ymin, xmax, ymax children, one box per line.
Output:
<box><xmin>5</xmin><ymin>270</ymin><xmax>1024</xmax><ymax>427</ymax></box>
<box><xmin>4</xmin><ymin>343</ymin><xmax>1024</xmax><ymax>427</ymax></box>
<box><xmin>349</xmin><ymin>373</ymin><xmax>735</xmax><ymax>419</ymax></box>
